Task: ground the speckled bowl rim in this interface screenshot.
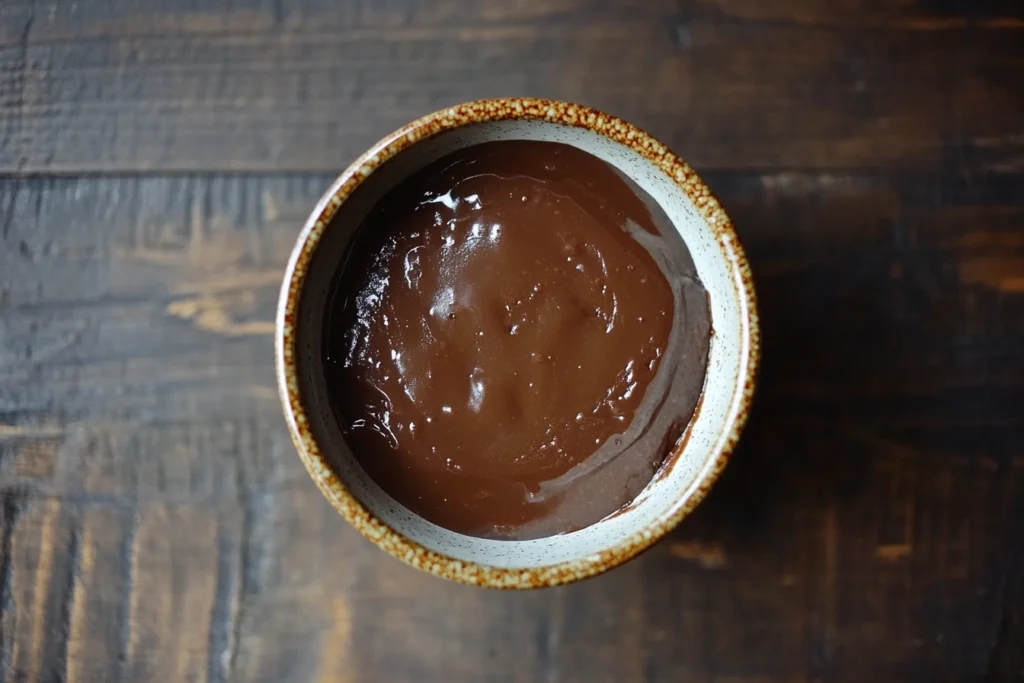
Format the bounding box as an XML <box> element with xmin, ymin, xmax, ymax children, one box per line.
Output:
<box><xmin>275</xmin><ymin>98</ymin><xmax>759</xmax><ymax>589</ymax></box>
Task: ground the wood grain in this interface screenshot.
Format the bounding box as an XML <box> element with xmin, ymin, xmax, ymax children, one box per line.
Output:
<box><xmin>2</xmin><ymin>0</ymin><xmax>1023</xmax><ymax>680</ymax></box>
<box><xmin>0</xmin><ymin>0</ymin><xmax>1022</xmax><ymax>173</ymax></box>
<box><xmin>1</xmin><ymin>163</ymin><xmax>1022</xmax><ymax>680</ymax></box>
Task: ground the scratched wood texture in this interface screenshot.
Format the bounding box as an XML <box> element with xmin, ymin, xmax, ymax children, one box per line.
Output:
<box><xmin>1</xmin><ymin>0</ymin><xmax>1023</xmax><ymax>682</ymax></box>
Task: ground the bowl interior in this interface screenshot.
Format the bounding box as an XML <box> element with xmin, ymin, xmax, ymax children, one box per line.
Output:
<box><xmin>293</xmin><ymin>119</ymin><xmax>750</xmax><ymax>570</ymax></box>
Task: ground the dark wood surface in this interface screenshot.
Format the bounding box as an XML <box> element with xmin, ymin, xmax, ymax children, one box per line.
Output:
<box><xmin>1</xmin><ymin>1</ymin><xmax>1023</xmax><ymax>681</ymax></box>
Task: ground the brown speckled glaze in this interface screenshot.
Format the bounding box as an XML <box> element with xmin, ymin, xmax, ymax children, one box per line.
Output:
<box><xmin>275</xmin><ymin>98</ymin><xmax>760</xmax><ymax>588</ymax></box>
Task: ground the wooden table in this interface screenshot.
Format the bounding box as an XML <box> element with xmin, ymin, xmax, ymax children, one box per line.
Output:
<box><xmin>1</xmin><ymin>1</ymin><xmax>1022</xmax><ymax>681</ymax></box>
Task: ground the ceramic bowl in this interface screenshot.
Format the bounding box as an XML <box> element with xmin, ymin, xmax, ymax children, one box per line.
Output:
<box><xmin>276</xmin><ymin>98</ymin><xmax>759</xmax><ymax>588</ymax></box>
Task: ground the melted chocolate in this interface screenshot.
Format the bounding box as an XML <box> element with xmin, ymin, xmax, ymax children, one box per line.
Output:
<box><xmin>324</xmin><ymin>140</ymin><xmax>710</xmax><ymax>540</ymax></box>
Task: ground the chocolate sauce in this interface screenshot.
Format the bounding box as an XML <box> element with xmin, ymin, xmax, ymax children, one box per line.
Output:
<box><xmin>324</xmin><ymin>140</ymin><xmax>710</xmax><ymax>540</ymax></box>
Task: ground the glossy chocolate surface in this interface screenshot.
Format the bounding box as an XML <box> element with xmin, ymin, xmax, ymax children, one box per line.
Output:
<box><xmin>324</xmin><ymin>140</ymin><xmax>710</xmax><ymax>539</ymax></box>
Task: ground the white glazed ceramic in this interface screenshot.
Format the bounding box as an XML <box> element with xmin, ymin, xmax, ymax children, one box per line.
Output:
<box><xmin>276</xmin><ymin>99</ymin><xmax>759</xmax><ymax>588</ymax></box>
